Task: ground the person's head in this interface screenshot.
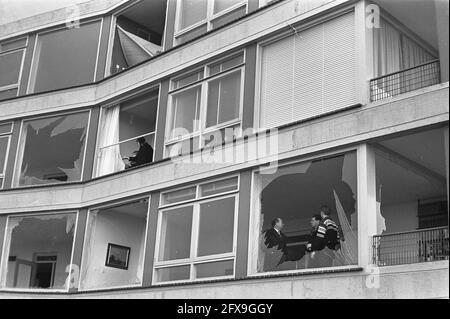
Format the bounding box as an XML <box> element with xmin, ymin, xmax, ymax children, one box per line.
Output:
<box><xmin>137</xmin><ymin>137</ymin><xmax>146</xmax><ymax>146</ymax></box>
<box><xmin>320</xmin><ymin>205</ymin><xmax>331</xmax><ymax>218</ymax></box>
<box><xmin>271</xmin><ymin>218</ymin><xmax>284</xmax><ymax>231</ymax></box>
<box><xmin>310</xmin><ymin>214</ymin><xmax>322</xmax><ymax>228</ymax></box>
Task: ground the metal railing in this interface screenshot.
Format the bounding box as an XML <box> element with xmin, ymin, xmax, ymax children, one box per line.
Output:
<box><xmin>370</xmin><ymin>59</ymin><xmax>441</xmax><ymax>102</ymax></box>
<box><xmin>372</xmin><ymin>226</ymin><xmax>449</xmax><ymax>266</ymax></box>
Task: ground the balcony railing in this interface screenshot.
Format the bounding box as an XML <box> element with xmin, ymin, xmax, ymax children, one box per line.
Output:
<box><xmin>370</xmin><ymin>59</ymin><xmax>441</xmax><ymax>102</ymax></box>
<box><xmin>372</xmin><ymin>226</ymin><xmax>449</xmax><ymax>267</ymax></box>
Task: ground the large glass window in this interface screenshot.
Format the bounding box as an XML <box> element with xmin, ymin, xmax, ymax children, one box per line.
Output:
<box><xmin>251</xmin><ymin>152</ymin><xmax>358</xmax><ymax>273</ymax></box>
<box><xmin>155</xmin><ymin>177</ymin><xmax>238</xmax><ymax>283</ymax></box>
<box><xmin>109</xmin><ymin>0</ymin><xmax>167</xmax><ymax>75</ymax></box>
<box><xmin>15</xmin><ymin>111</ymin><xmax>90</xmax><ymax>187</ymax></box>
<box><xmin>79</xmin><ymin>199</ymin><xmax>149</xmax><ymax>290</ymax></box>
<box><xmin>0</xmin><ymin>213</ymin><xmax>77</xmax><ymax>291</ymax></box>
<box><xmin>0</xmin><ymin>122</ymin><xmax>13</xmax><ymax>188</ymax></box>
<box><xmin>175</xmin><ymin>0</ymin><xmax>247</xmax><ymax>45</ymax></box>
<box><xmin>166</xmin><ymin>52</ymin><xmax>244</xmax><ymax>157</ymax></box>
<box><xmin>28</xmin><ymin>21</ymin><xmax>101</xmax><ymax>93</ymax></box>
<box><xmin>0</xmin><ymin>37</ymin><xmax>27</xmax><ymax>100</ymax></box>
<box><xmin>96</xmin><ymin>89</ymin><xmax>158</xmax><ymax>177</ymax></box>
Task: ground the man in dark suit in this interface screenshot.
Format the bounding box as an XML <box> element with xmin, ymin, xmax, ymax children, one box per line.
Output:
<box><xmin>128</xmin><ymin>137</ymin><xmax>154</xmax><ymax>168</ymax></box>
<box><xmin>264</xmin><ymin>218</ymin><xmax>288</xmax><ymax>254</ymax></box>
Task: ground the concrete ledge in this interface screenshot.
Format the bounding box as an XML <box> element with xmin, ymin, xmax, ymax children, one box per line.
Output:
<box><xmin>0</xmin><ymin>85</ymin><xmax>448</xmax><ymax>213</ymax></box>
<box><xmin>0</xmin><ymin>262</ymin><xmax>447</xmax><ymax>298</ymax></box>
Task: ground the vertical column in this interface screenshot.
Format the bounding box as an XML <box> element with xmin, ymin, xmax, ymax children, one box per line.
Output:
<box><xmin>69</xmin><ymin>208</ymin><xmax>88</xmax><ymax>293</ymax></box>
<box><xmin>357</xmin><ymin>143</ymin><xmax>377</xmax><ymax>267</ymax></box>
<box><xmin>355</xmin><ymin>0</ymin><xmax>374</xmax><ymax>105</ymax></box>
<box><xmin>82</xmin><ymin>106</ymin><xmax>100</xmax><ymax>181</ymax></box>
<box><xmin>434</xmin><ymin>0</ymin><xmax>449</xmax><ymax>82</ymax></box>
<box><xmin>154</xmin><ymin>80</ymin><xmax>170</xmax><ymax>161</ymax></box>
<box><xmin>444</xmin><ymin>126</ymin><xmax>449</xmax><ymax>211</ymax></box>
<box><xmin>0</xmin><ymin>215</ymin><xmax>7</xmax><ymax>279</ymax></box>
<box><xmin>3</xmin><ymin>119</ymin><xmax>21</xmax><ymax>189</ymax></box>
<box><xmin>95</xmin><ymin>15</ymin><xmax>112</xmax><ymax>81</ymax></box>
<box><xmin>163</xmin><ymin>0</ymin><xmax>177</xmax><ymax>51</ymax></box>
<box><xmin>242</xmin><ymin>44</ymin><xmax>257</xmax><ymax>131</ymax></box>
<box><xmin>235</xmin><ymin>170</ymin><xmax>252</xmax><ymax>278</ymax></box>
<box><xmin>142</xmin><ymin>191</ymin><xmax>160</xmax><ymax>286</ymax></box>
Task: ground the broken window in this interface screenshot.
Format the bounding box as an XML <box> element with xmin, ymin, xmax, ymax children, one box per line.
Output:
<box><xmin>109</xmin><ymin>0</ymin><xmax>167</xmax><ymax>75</ymax></box>
<box><xmin>165</xmin><ymin>52</ymin><xmax>244</xmax><ymax>157</ymax></box>
<box><xmin>251</xmin><ymin>152</ymin><xmax>358</xmax><ymax>273</ymax></box>
<box><xmin>15</xmin><ymin>111</ymin><xmax>90</xmax><ymax>186</ymax></box>
<box><xmin>0</xmin><ymin>37</ymin><xmax>27</xmax><ymax>100</ymax></box>
<box><xmin>28</xmin><ymin>21</ymin><xmax>101</xmax><ymax>93</ymax></box>
<box><xmin>79</xmin><ymin>199</ymin><xmax>149</xmax><ymax>290</ymax></box>
<box><xmin>1</xmin><ymin>213</ymin><xmax>77</xmax><ymax>290</ymax></box>
<box><xmin>0</xmin><ymin>122</ymin><xmax>13</xmax><ymax>188</ymax></box>
<box><xmin>174</xmin><ymin>0</ymin><xmax>247</xmax><ymax>45</ymax></box>
<box><xmin>96</xmin><ymin>89</ymin><xmax>158</xmax><ymax>177</ymax></box>
<box><xmin>155</xmin><ymin>177</ymin><xmax>238</xmax><ymax>283</ymax></box>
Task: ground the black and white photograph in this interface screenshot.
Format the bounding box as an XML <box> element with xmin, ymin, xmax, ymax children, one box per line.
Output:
<box><xmin>0</xmin><ymin>0</ymin><xmax>448</xmax><ymax>304</ymax></box>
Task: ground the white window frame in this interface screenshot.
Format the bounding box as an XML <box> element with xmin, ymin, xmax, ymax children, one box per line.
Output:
<box><xmin>12</xmin><ymin>109</ymin><xmax>92</xmax><ymax>188</ymax></box>
<box><xmin>154</xmin><ymin>175</ymin><xmax>240</xmax><ymax>284</ymax></box>
<box><xmin>0</xmin><ymin>122</ymin><xmax>13</xmax><ymax>189</ymax></box>
<box><xmin>247</xmin><ymin>147</ymin><xmax>361</xmax><ymax>277</ymax></box>
<box><xmin>0</xmin><ymin>36</ymin><xmax>28</xmax><ymax>99</ymax></box>
<box><xmin>174</xmin><ymin>0</ymin><xmax>248</xmax><ymax>44</ymax></box>
<box><xmin>78</xmin><ymin>196</ymin><xmax>151</xmax><ymax>292</ymax></box>
<box><xmin>0</xmin><ymin>211</ymin><xmax>79</xmax><ymax>293</ymax></box>
<box><xmin>27</xmin><ymin>18</ymin><xmax>103</xmax><ymax>94</ymax></box>
<box><xmin>164</xmin><ymin>51</ymin><xmax>245</xmax><ymax>157</ymax></box>
<box><xmin>94</xmin><ymin>85</ymin><xmax>161</xmax><ymax>178</ymax></box>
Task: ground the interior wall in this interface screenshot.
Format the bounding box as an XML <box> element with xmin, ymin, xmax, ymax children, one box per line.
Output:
<box><xmin>7</xmin><ymin>240</ymin><xmax>73</xmax><ymax>289</ymax></box>
<box><xmin>81</xmin><ymin>211</ymin><xmax>146</xmax><ymax>289</ymax></box>
<box><xmin>380</xmin><ymin>201</ymin><xmax>418</xmax><ymax>234</ymax></box>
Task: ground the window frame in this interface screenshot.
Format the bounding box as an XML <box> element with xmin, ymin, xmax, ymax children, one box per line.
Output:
<box><xmin>0</xmin><ymin>122</ymin><xmax>13</xmax><ymax>189</ymax></box>
<box><xmin>12</xmin><ymin>109</ymin><xmax>92</xmax><ymax>188</ymax></box>
<box><xmin>0</xmin><ymin>211</ymin><xmax>79</xmax><ymax>293</ymax></box>
<box><xmin>78</xmin><ymin>196</ymin><xmax>151</xmax><ymax>292</ymax></box>
<box><xmin>247</xmin><ymin>147</ymin><xmax>360</xmax><ymax>277</ymax></box>
<box><xmin>174</xmin><ymin>0</ymin><xmax>248</xmax><ymax>44</ymax></box>
<box><xmin>94</xmin><ymin>84</ymin><xmax>161</xmax><ymax>178</ymax></box>
<box><xmin>164</xmin><ymin>51</ymin><xmax>245</xmax><ymax>156</ymax></box>
<box><xmin>154</xmin><ymin>175</ymin><xmax>240</xmax><ymax>284</ymax></box>
<box><xmin>27</xmin><ymin>18</ymin><xmax>103</xmax><ymax>94</ymax></box>
<box><xmin>0</xmin><ymin>36</ymin><xmax>28</xmax><ymax>98</ymax></box>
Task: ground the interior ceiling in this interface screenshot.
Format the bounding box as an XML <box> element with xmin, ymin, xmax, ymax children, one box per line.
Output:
<box><xmin>106</xmin><ymin>201</ymin><xmax>148</xmax><ymax>218</ymax></box>
<box><xmin>122</xmin><ymin>0</ymin><xmax>167</xmax><ymax>34</ymax></box>
<box><xmin>377</xmin><ymin>128</ymin><xmax>447</xmax><ymax>204</ymax></box>
<box><xmin>374</xmin><ymin>0</ymin><xmax>439</xmax><ymax>50</ymax></box>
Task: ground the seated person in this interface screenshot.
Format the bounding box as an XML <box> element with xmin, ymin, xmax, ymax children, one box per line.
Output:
<box><xmin>124</xmin><ymin>137</ymin><xmax>154</xmax><ymax>168</ymax></box>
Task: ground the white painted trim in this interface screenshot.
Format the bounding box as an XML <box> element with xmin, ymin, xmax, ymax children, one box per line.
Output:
<box><xmin>0</xmin><ymin>48</ymin><xmax>26</xmax><ymax>96</ymax></box>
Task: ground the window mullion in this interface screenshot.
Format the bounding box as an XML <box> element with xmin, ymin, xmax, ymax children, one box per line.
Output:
<box><xmin>190</xmin><ymin>202</ymin><xmax>201</xmax><ymax>280</ymax></box>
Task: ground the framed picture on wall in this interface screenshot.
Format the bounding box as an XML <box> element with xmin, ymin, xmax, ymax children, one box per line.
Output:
<box><xmin>105</xmin><ymin>243</ymin><xmax>131</xmax><ymax>270</ymax></box>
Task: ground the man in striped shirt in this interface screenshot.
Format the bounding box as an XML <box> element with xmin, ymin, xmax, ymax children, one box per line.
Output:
<box><xmin>320</xmin><ymin>205</ymin><xmax>341</xmax><ymax>251</ymax></box>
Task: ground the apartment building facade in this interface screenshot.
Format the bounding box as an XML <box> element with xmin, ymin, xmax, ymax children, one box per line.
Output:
<box><xmin>0</xmin><ymin>0</ymin><xmax>448</xmax><ymax>298</ymax></box>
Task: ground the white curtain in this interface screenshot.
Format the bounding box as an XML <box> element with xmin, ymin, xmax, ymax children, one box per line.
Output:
<box><xmin>96</xmin><ymin>105</ymin><xmax>125</xmax><ymax>177</ymax></box>
<box><xmin>373</xmin><ymin>19</ymin><xmax>437</xmax><ymax>98</ymax></box>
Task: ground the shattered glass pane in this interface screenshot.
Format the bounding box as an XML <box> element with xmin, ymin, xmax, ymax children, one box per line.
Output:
<box><xmin>2</xmin><ymin>213</ymin><xmax>76</xmax><ymax>290</ymax></box>
<box><xmin>16</xmin><ymin>111</ymin><xmax>89</xmax><ymax>186</ymax></box>
<box><xmin>254</xmin><ymin>152</ymin><xmax>358</xmax><ymax>273</ymax></box>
